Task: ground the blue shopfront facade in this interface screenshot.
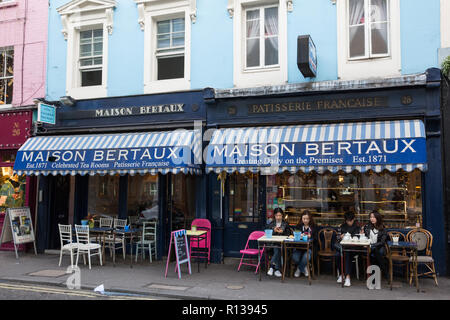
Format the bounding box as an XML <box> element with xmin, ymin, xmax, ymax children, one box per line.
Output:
<box><xmin>25</xmin><ymin>90</ymin><xmax>208</xmax><ymax>258</ymax></box>
<box><xmin>205</xmin><ymin>68</ymin><xmax>447</xmax><ymax>275</ymax></box>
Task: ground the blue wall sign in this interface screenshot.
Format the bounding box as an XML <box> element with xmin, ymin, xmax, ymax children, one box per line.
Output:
<box><xmin>37</xmin><ymin>103</ymin><xmax>56</xmax><ymax>125</ymax></box>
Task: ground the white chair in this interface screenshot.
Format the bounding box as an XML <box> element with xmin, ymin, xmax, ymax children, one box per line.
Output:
<box><xmin>58</xmin><ymin>224</ymin><xmax>78</xmax><ymax>267</ymax></box>
<box><xmin>105</xmin><ymin>218</ymin><xmax>127</xmax><ymax>259</ymax></box>
<box><xmin>99</xmin><ymin>217</ymin><xmax>113</xmax><ymax>228</ymax></box>
<box><xmin>75</xmin><ymin>224</ymin><xmax>103</xmax><ymax>270</ymax></box>
<box><xmin>135</xmin><ymin>221</ymin><xmax>157</xmax><ymax>263</ymax></box>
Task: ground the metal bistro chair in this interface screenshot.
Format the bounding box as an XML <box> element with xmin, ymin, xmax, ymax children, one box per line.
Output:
<box><xmin>386</xmin><ymin>231</ymin><xmax>410</xmax><ymax>283</ymax></box>
<box><xmin>190</xmin><ymin>218</ymin><xmax>212</xmax><ymax>264</ymax></box>
<box><xmin>317</xmin><ymin>228</ymin><xmax>337</xmax><ymax>276</ymax></box>
<box><xmin>58</xmin><ymin>224</ymin><xmax>78</xmax><ymax>268</ymax></box>
<box><xmin>406</xmin><ymin>228</ymin><xmax>438</xmax><ymax>286</ymax></box>
<box><xmin>237</xmin><ymin>231</ymin><xmax>266</xmax><ymax>274</ymax></box>
<box><xmin>105</xmin><ymin>218</ymin><xmax>127</xmax><ymax>260</ymax></box>
<box><xmin>74</xmin><ymin>225</ymin><xmax>103</xmax><ymax>270</ymax></box>
<box><xmin>135</xmin><ymin>221</ymin><xmax>157</xmax><ymax>263</ymax></box>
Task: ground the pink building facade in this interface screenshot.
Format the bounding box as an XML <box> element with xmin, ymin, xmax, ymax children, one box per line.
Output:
<box><xmin>0</xmin><ymin>0</ymin><xmax>47</xmax><ymax>250</ymax></box>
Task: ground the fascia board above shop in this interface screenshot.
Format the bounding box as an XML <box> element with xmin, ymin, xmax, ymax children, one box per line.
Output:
<box><xmin>213</xmin><ymin>73</ymin><xmax>428</xmax><ymax>99</ymax></box>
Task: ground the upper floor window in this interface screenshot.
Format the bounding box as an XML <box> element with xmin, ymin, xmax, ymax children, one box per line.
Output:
<box><xmin>245</xmin><ymin>5</ymin><xmax>279</xmax><ymax>69</ymax></box>
<box><xmin>156</xmin><ymin>18</ymin><xmax>185</xmax><ymax>80</ymax></box>
<box><xmin>348</xmin><ymin>0</ymin><xmax>389</xmax><ymax>59</ymax></box>
<box><xmin>79</xmin><ymin>29</ymin><xmax>103</xmax><ymax>87</ymax></box>
<box><xmin>0</xmin><ymin>48</ymin><xmax>13</xmax><ymax>105</ymax></box>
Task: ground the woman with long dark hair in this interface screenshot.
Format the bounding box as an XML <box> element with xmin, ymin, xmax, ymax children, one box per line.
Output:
<box><xmin>292</xmin><ymin>210</ymin><xmax>317</xmax><ymax>278</ymax></box>
<box><xmin>266</xmin><ymin>207</ymin><xmax>292</xmax><ymax>277</ymax></box>
<box><xmin>362</xmin><ymin>210</ymin><xmax>388</xmax><ymax>278</ymax></box>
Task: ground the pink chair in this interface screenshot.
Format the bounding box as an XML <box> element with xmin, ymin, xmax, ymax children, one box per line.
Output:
<box><xmin>238</xmin><ymin>231</ymin><xmax>265</xmax><ymax>274</ymax></box>
<box><xmin>190</xmin><ymin>218</ymin><xmax>211</xmax><ymax>264</ymax></box>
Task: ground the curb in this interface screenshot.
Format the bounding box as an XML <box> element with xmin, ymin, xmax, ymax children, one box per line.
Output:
<box><xmin>0</xmin><ymin>277</ymin><xmax>215</xmax><ymax>300</ymax></box>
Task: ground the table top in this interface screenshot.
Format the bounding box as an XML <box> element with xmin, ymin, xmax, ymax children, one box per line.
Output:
<box><xmin>258</xmin><ymin>235</ymin><xmax>288</xmax><ymax>243</ymax></box>
<box><xmin>387</xmin><ymin>241</ymin><xmax>417</xmax><ymax>248</ymax></box>
<box><xmin>284</xmin><ymin>238</ymin><xmax>313</xmax><ymax>244</ymax></box>
<box><xmin>114</xmin><ymin>228</ymin><xmax>141</xmax><ymax>234</ymax></box>
<box><xmin>186</xmin><ymin>230</ymin><xmax>207</xmax><ymax>236</ymax></box>
<box><xmin>340</xmin><ymin>240</ymin><xmax>371</xmax><ymax>246</ymax></box>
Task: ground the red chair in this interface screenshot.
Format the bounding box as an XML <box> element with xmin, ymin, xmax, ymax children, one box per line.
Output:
<box><xmin>189</xmin><ymin>219</ymin><xmax>211</xmax><ymax>264</ymax></box>
<box><xmin>238</xmin><ymin>231</ymin><xmax>265</xmax><ymax>273</ymax></box>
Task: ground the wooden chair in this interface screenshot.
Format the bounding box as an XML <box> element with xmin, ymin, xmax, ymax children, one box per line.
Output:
<box><xmin>406</xmin><ymin>228</ymin><xmax>438</xmax><ymax>286</ymax></box>
<box><xmin>58</xmin><ymin>224</ymin><xmax>78</xmax><ymax>267</ymax></box>
<box><xmin>74</xmin><ymin>225</ymin><xmax>103</xmax><ymax>270</ymax></box>
<box><xmin>386</xmin><ymin>231</ymin><xmax>409</xmax><ymax>283</ymax></box>
<box><xmin>135</xmin><ymin>221</ymin><xmax>157</xmax><ymax>263</ymax></box>
<box><xmin>317</xmin><ymin>228</ymin><xmax>337</xmax><ymax>276</ymax></box>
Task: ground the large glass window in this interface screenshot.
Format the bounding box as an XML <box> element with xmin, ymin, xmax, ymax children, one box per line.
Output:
<box><xmin>79</xmin><ymin>29</ymin><xmax>103</xmax><ymax>87</ymax></box>
<box><xmin>228</xmin><ymin>173</ymin><xmax>259</xmax><ymax>223</ymax></box>
<box><xmin>267</xmin><ymin>170</ymin><xmax>422</xmax><ymax>228</ymax></box>
<box><xmin>127</xmin><ymin>174</ymin><xmax>158</xmax><ymax>220</ymax></box>
<box><xmin>245</xmin><ymin>5</ymin><xmax>279</xmax><ymax>69</ymax></box>
<box><xmin>88</xmin><ymin>175</ymin><xmax>119</xmax><ymax>218</ymax></box>
<box><xmin>348</xmin><ymin>0</ymin><xmax>389</xmax><ymax>59</ymax></box>
<box><xmin>0</xmin><ymin>167</ymin><xmax>26</xmax><ymax>214</ymax></box>
<box><xmin>156</xmin><ymin>18</ymin><xmax>185</xmax><ymax>80</ymax></box>
<box><xmin>0</xmin><ymin>47</ymin><xmax>13</xmax><ymax>105</ymax></box>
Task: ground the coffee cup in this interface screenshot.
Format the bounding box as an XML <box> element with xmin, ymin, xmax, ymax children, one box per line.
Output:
<box><xmin>393</xmin><ymin>236</ymin><xmax>399</xmax><ymax>244</ymax></box>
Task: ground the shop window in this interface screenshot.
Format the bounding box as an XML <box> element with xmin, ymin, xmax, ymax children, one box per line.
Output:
<box><xmin>0</xmin><ymin>47</ymin><xmax>13</xmax><ymax>105</ymax></box>
<box><xmin>127</xmin><ymin>174</ymin><xmax>159</xmax><ymax>220</ymax></box>
<box><xmin>348</xmin><ymin>0</ymin><xmax>389</xmax><ymax>60</ymax></box>
<box><xmin>0</xmin><ymin>150</ymin><xmax>16</xmax><ymax>164</ymax></box>
<box><xmin>229</xmin><ymin>173</ymin><xmax>259</xmax><ymax>223</ymax></box>
<box><xmin>79</xmin><ymin>29</ymin><xmax>103</xmax><ymax>87</ymax></box>
<box><xmin>88</xmin><ymin>175</ymin><xmax>119</xmax><ymax>218</ymax></box>
<box><xmin>266</xmin><ymin>170</ymin><xmax>422</xmax><ymax>228</ymax></box>
<box><xmin>0</xmin><ymin>167</ymin><xmax>26</xmax><ymax>214</ymax></box>
<box><xmin>156</xmin><ymin>18</ymin><xmax>185</xmax><ymax>80</ymax></box>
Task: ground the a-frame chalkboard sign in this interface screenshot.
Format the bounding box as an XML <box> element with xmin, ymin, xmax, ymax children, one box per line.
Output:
<box><xmin>165</xmin><ymin>229</ymin><xmax>191</xmax><ymax>279</ymax></box>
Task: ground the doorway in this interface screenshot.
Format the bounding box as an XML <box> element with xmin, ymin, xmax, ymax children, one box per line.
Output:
<box><xmin>164</xmin><ymin>173</ymin><xmax>197</xmax><ymax>252</ymax></box>
<box><xmin>223</xmin><ymin>173</ymin><xmax>265</xmax><ymax>257</ymax></box>
<box><xmin>48</xmin><ymin>175</ymin><xmax>71</xmax><ymax>250</ymax></box>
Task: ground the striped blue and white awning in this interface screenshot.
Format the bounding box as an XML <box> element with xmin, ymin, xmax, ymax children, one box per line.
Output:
<box><xmin>206</xmin><ymin>120</ymin><xmax>427</xmax><ymax>174</ymax></box>
<box><xmin>14</xmin><ymin>130</ymin><xmax>202</xmax><ymax>176</ymax></box>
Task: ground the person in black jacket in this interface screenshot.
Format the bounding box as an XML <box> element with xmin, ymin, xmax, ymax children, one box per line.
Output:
<box><xmin>362</xmin><ymin>210</ymin><xmax>389</xmax><ymax>279</ymax></box>
<box><xmin>292</xmin><ymin>210</ymin><xmax>317</xmax><ymax>278</ymax></box>
<box><xmin>266</xmin><ymin>208</ymin><xmax>292</xmax><ymax>277</ymax></box>
<box><xmin>335</xmin><ymin>211</ymin><xmax>360</xmax><ymax>287</ymax></box>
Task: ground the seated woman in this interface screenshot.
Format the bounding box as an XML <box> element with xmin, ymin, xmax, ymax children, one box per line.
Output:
<box><xmin>362</xmin><ymin>210</ymin><xmax>389</xmax><ymax>279</ymax></box>
<box><xmin>292</xmin><ymin>210</ymin><xmax>317</xmax><ymax>278</ymax></box>
<box><xmin>335</xmin><ymin>211</ymin><xmax>360</xmax><ymax>287</ymax></box>
<box><xmin>266</xmin><ymin>208</ymin><xmax>292</xmax><ymax>277</ymax></box>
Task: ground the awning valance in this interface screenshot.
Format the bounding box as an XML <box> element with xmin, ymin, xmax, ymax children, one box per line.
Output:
<box><xmin>14</xmin><ymin>130</ymin><xmax>202</xmax><ymax>176</ymax></box>
<box><xmin>206</xmin><ymin>120</ymin><xmax>427</xmax><ymax>174</ymax></box>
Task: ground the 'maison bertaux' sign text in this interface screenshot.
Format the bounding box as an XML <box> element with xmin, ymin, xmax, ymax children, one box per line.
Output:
<box><xmin>95</xmin><ymin>104</ymin><xmax>185</xmax><ymax>118</ymax></box>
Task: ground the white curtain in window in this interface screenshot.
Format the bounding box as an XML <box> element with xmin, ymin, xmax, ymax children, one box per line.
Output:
<box><xmin>264</xmin><ymin>8</ymin><xmax>278</xmax><ymax>48</ymax></box>
<box><xmin>246</xmin><ymin>11</ymin><xmax>260</xmax><ymax>66</ymax></box>
<box><xmin>349</xmin><ymin>0</ymin><xmax>365</xmax><ymax>26</ymax></box>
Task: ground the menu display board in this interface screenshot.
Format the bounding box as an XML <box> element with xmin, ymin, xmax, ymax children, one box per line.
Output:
<box><xmin>165</xmin><ymin>229</ymin><xmax>191</xmax><ymax>279</ymax></box>
<box><xmin>0</xmin><ymin>207</ymin><xmax>37</xmax><ymax>259</ymax></box>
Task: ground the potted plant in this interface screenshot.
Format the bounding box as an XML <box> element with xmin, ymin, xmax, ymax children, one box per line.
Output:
<box><xmin>84</xmin><ymin>213</ymin><xmax>97</xmax><ymax>228</ymax></box>
<box><xmin>442</xmin><ymin>55</ymin><xmax>450</xmax><ymax>79</ymax></box>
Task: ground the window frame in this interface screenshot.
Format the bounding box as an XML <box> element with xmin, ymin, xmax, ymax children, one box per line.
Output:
<box><xmin>155</xmin><ymin>17</ymin><xmax>186</xmax><ymax>81</ymax></box>
<box><xmin>78</xmin><ymin>28</ymin><xmax>104</xmax><ymax>87</ymax></box>
<box><xmin>347</xmin><ymin>0</ymin><xmax>391</xmax><ymax>61</ymax></box>
<box><xmin>0</xmin><ymin>47</ymin><xmax>14</xmax><ymax>106</ymax></box>
<box><xmin>244</xmin><ymin>4</ymin><xmax>280</xmax><ymax>71</ymax></box>
<box><xmin>142</xmin><ymin>5</ymin><xmax>191</xmax><ymax>94</ymax></box>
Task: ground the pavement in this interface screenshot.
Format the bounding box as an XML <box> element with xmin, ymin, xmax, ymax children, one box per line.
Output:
<box><xmin>0</xmin><ymin>250</ymin><xmax>449</xmax><ymax>300</ymax></box>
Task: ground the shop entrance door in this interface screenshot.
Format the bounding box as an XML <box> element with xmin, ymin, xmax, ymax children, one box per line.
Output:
<box><xmin>223</xmin><ymin>173</ymin><xmax>264</xmax><ymax>257</ymax></box>
<box><xmin>164</xmin><ymin>173</ymin><xmax>197</xmax><ymax>252</ymax></box>
<box><xmin>48</xmin><ymin>175</ymin><xmax>70</xmax><ymax>249</ymax></box>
